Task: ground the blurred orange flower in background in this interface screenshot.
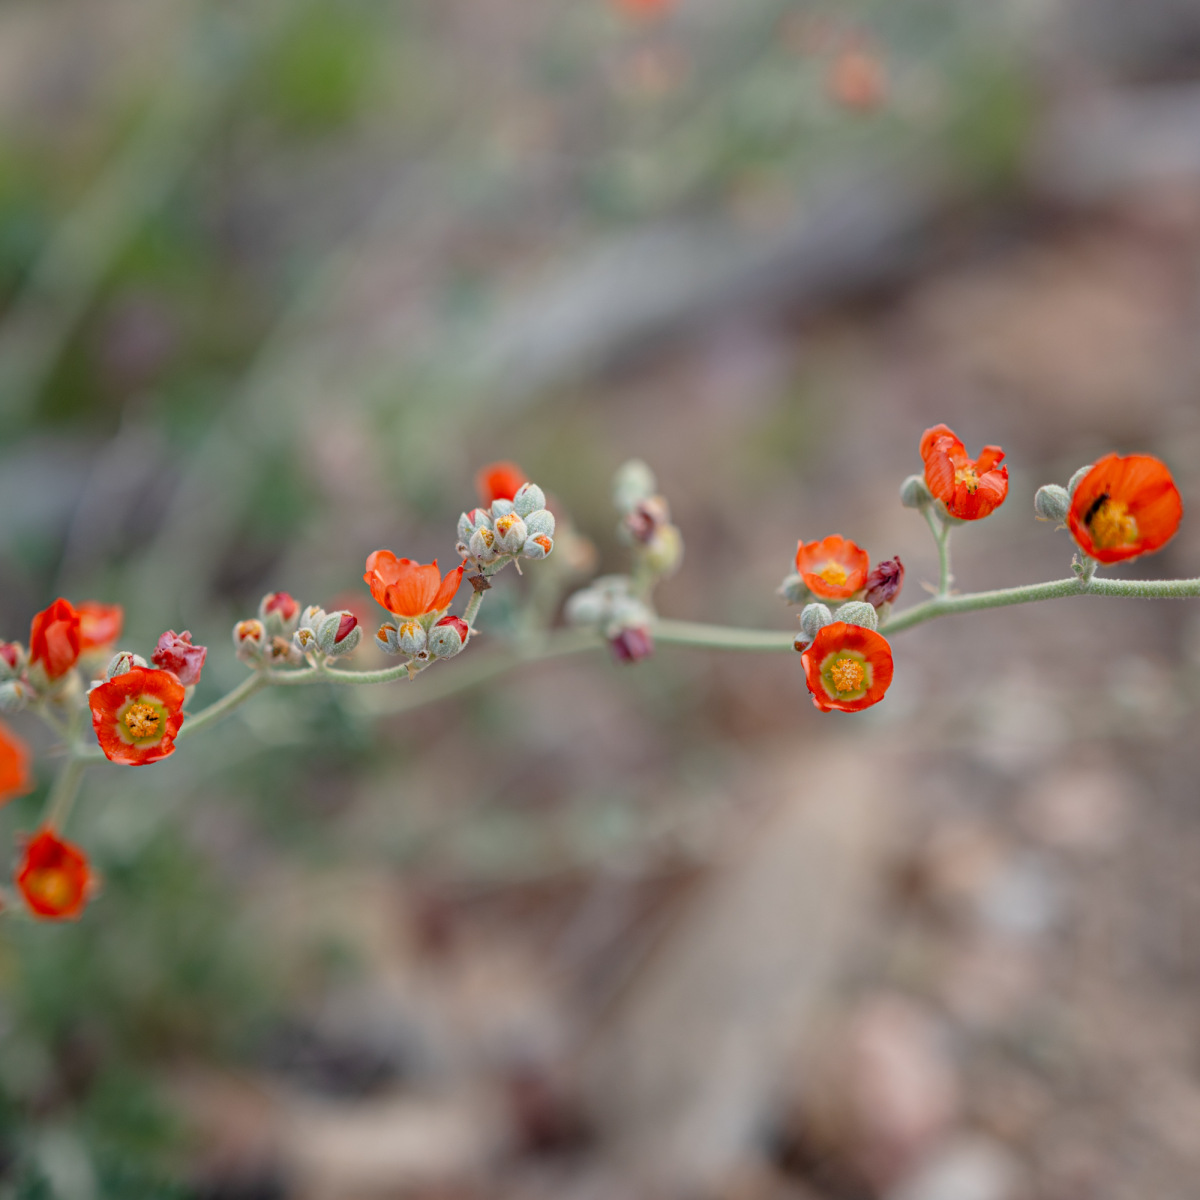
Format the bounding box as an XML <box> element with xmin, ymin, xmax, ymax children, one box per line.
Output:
<box><xmin>29</xmin><ymin>598</ymin><xmax>82</xmax><ymax>681</ymax></box>
<box><xmin>0</xmin><ymin>722</ymin><xmax>31</xmax><ymax>805</ymax></box>
<box><xmin>920</xmin><ymin>424</ymin><xmax>1009</xmax><ymax>521</ymax></box>
<box><xmin>76</xmin><ymin>602</ymin><xmax>123</xmax><ymax>652</ymax></box>
<box><xmin>364</xmin><ymin>552</ymin><xmax>465</xmax><ymax>619</ymax></box>
<box><xmin>827</xmin><ymin>45</ymin><xmax>887</xmax><ymax>112</ymax></box>
<box><xmin>476</xmin><ymin>461</ymin><xmax>528</xmax><ymax>505</ymax></box>
<box><xmin>1068</xmin><ymin>454</ymin><xmax>1183</xmax><ymax>565</ymax></box>
<box><xmin>16</xmin><ymin>828</ymin><xmax>92</xmax><ymax>919</ymax></box>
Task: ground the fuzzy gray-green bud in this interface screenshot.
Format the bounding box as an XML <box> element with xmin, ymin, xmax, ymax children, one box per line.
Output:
<box><xmin>1034</xmin><ymin>483</ymin><xmax>1070</xmax><ymax>523</ymax></box>
<box><xmin>513</xmin><ymin>482</ymin><xmax>546</xmax><ymax>519</ymax></box>
<box><xmin>800</xmin><ymin>603</ymin><xmax>833</xmax><ymax>641</ymax></box>
<box><xmin>396</xmin><ymin>619</ymin><xmax>427</xmax><ymax>657</ymax></box>
<box><xmin>1067</xmin><ymin>464</ymin><xmax>1093</xmax><ymax>498</ymax></box>
<box><xmin>106</xmin><ymin>651</ymin><xmax>146</xmax><ymax>679</ymax></box>
<box><xmin>524</xmin><ymin>508</ymin><xmax>555</xmax><ymax>539</ymax></box>
<box><xmin>376</xmin><ymin>623</ymin><xmax>401</xmax><ymax>655</ymax></box>
<box><xmin>522</xmin><ymin>533</ymin><xmax>553</xmax><ymax>560</ymax></box>
<box><xmin>0</xmin><ymin>680</ymin><xmax>31</xmax><ymax>713</ymax></box>
<box><xmin>469</xmin><ymin>526</ymin><xmax>498</xmax><ymax>561</ymax></box>
<box><xmin>833</xmin><ymin>601</ymin><xmax>878</xmax><ymax>631</ymax></box>
<box><xmin>315</xmin><ymin>612</ymin><xmax>345</xmax><ymax>655</ymax></box>
<box><xmin>458</xmin><ymin>508</ymin><xmax>493</xmax><ymax>543</ymax></box>
<box><xmin>778</xmin><ymin>573</ymin><xmax>811</xmax><ymax>606</ymax></box>
<box><xmin>612</xmin><ymin>459</ymin><xmax>657</xmax><ymax>514</ymax></box>
<box><xmin>428</xmin><ymin>617</ymin><xmax>468</xmax><ymax>659</ymax></box>
<box><xmin>900</xmin><ymin>473</ymin><xmax>933</xmax><ymax>509</ymax></box>
<box><xmin>491</xmin><ymin>498</ymin><xmax>516</xmax><ymax>519</ymax></box>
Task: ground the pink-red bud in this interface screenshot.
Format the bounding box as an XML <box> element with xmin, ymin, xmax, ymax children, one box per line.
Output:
<box><xmin>336</xmin><ymin>612</ymin><xmax>358</xmax><ymax>642</ymax></box>
<box><xmin>0</xmin><ymin>643</ymin><xmax>21</xmax><ymax>671</ymax></box>
<box><xmin>263</xmin><ymin>592</ymin><xmax>298</xmax><ymax>620</ymax></box>
<box><xmin>863</xmin><ymin>557</ymin><xmax>905</xmax><ymax>608</ymax></box>
<box><xmin>609</xmin><ymin>626</ymin><xmax>654</xmax><ymax>664</ymax></box>
<box><xmin>435</xmin><ymin>615</ymin><xmax>469</xmax><ymax>640</ymax></box>
<box><xmin>151</xmin><ymin>630</ymin><xmax>207</xmax><ymax>687</ymax></box>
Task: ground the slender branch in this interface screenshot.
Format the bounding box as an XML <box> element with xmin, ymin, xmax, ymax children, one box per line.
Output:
<box><xmin>43</xmin><ymin>757</ymin><xmax>87</xmax><ymax>831</ymax></box>
<box><xmin>176</xmin><ymin>673</ymin><xmax>267</xmax><ymax>741</ymax></box>
<box><xmin>923</xmin><ymin>507</ymin><xmax>953</xmax><ymax>596</ymax></box>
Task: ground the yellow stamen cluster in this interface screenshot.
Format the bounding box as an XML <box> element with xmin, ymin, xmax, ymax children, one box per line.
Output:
<box><xmin>1088</xmin><ymin>499</ymin><xmax>1137</xmax><ymax>549</ymax></box>
<box><xmin>954</xmin><ymin>465</ymin><xmax>979</xmax><ymax>494</ymax></box>
<box><xmin>818</xmin><ymin>563</ymin><xmax>849</xmax><ymax>587</ymax></box>
<box><xmin>124</xmin><ymin>702</ymin><xmax>161</xmax><ymax>739</ymax></box>
<box><xmin>830</xmin><ymin>657</ymin><xmax>865</xmax><ymax>694</ymax></box>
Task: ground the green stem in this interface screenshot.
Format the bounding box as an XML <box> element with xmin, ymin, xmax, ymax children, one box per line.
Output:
<box><xmin>463</xmin><ymin>586</ymin><xmax>486</xmax><ymax>630</ymax></box>
<box><xmin>176</xmin><ymin>673</ymin><xmax>267</xmax><ymax>741</ymax></box>
<box><xmin>923</xmin><ymin>507</ymin><xmax>953</xmax><ymax>596</ymax></box>
<box><xmin>43</xmin><ymin>756</ymin><xmax>86</xmax><ymax>831</ymax></box>
<box><xmin>652</xmin><ymin>618</ymin><xmax>794</xmax><ymax>652</ymax></box>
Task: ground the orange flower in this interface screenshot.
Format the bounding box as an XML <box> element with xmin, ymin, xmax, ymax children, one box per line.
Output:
<box><xmin>16</xmin><ymin>829</ymin><xmax>92</xmax><ymax>920</ymax></box>
<box><xmin>0</xmin><ymin>721</ymin><xmax>31</xmax><ymax>805</ymax></box>
<box><xmin>29</xmin><ymin>598</ymin><xmax>82</xmax><ymax>681</ymax></box>
<box><xmin>616</xmin><ymin>0</ymin><xmax>674</xmax><ymax>16</ymax></box>
<box><xmin>801</xmin><ymin>621</ymin><xmax>894</xmax><ymax>713</ymax></box>
<box><xmin>88</xmin><ymin>667</ymin><xmax>185</xmax><ymax>766</ymax></box>
<box><xmin>795</xmin><ymin>535</ymin><xmax>869</xmax><ymax>600</ymax></box>
<box><xmin>920</xmin><ymin>424</ymin><xmax>1008</xmax><ymax>521</ymax></box>
<box><xmin>828</xmin><ymin>46</ymin><xmax>887</xmax><ymax>112</ymax></box>
<box><xmin>476</xmin><ymin>461</ymin><xmax>527</xmax><ymax>505</ymax></box>
<box><xmin>364</xmin><ymin>552</ymin><xmax>465</xmax><ymax>620</ymax></box>
<box><xmin>76</xmin><ymin>601</ymin><xmax>123</xmax><ymax>652</ymax></box>
<box><xmin>1067</xmin><ymin>453</ymin><xmax>1183</xmax><ymax>565</ymax></box>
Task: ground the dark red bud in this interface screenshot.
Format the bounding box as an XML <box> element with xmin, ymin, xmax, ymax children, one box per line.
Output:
<box><xmin>0</xmin><ymin>643</ymin><xmax>20</xmax><ymax>670</ymax></box>
<box><xmin>151</xmin><ymin>629</ymin><xmax>207</xmax><ymax>687</ymax></box>
<box><xmin>623</xmin><ymin>496</ymin><xmax>671</xmax><ymax>545</ymax></box>
<box><xmin>609</xmin><ymin>625</ymin><xmax>654</xmax><ymax>664</ymax></box>
<box><xmin>863</xmin><ymin>556</ymin><xmax>905</xmax><ymax>608</ymax></box>
<box><xmin>336</xmin><ymin>613</ymin><xmax>358</xmax><ymax>642</ymax></box>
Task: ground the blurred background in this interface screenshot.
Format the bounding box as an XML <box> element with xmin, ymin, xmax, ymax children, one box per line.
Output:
<box><xmin>4</xmin><ymin>0</ymin><xmax>1200</xmax><ymax>1196</ymax></box>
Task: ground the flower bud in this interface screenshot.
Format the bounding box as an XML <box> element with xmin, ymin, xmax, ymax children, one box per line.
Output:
<box><xmin>778</xmin><ymin>573</ymin><xmax>812</xmax><ymax>606</ymax></box>
<box><xmin>313</xmin><ymin>611</ymin><xmax>349</xmax><ymax>656</ymax></box>
<box><xmin>0</xmin><ymin>680</ymin><xmax>32</xmax><ymax>714</ymax></box>
<box><xmin>397</xmin><ymin>619</ymin><xmax>428</xmax><ymax>658</ymax></box>
<box><xmin>469</xmin><ymin>526</ymin><xmax>499</xmax><ymax>561</ymax></box>
<box><xmin>152</xmin><ymin>630</ymin><xmax>207</xmax><ymax>686</ymax></box>
<box><xmin>329</xmin><ymin>613</ymin><xmax>360</xmax><ymax>657</ymax></box>
<box><xmin>833</xmin><ymin>600</ymin><xmax>878</xmax><ymax>631</ymax></box>
<box><xmin>0</xmin><ymin>642</ymin><xmax>24</xmax><ymax>682</ymax></box>
<box><xmin>609</xmin><ymin>625</ymin><xmax>654</xmax><ymax>664</ymax></box>
<box><xmin>640</xmin><ymin>525</ymin><xmax>683</xmax><ymax>577</ymax></box>
<box><xmin>457</xmin><ymin>508</ymin><xmax>493</xmax><ymax>543</ymax></box>
<box><xmin>1034</xmin><ymin>483</ymin><xmax>1070</xmax><ymax>523</ymax></box>
<box><xmin>565</xmin><ymin>586</ymin><xmax>606</xmax><ymax>626</ymax></box>
<box><xmin>234</xmin><ymin>619</ymin><xmax>266</xmax><ymax>664</ymax></box>
<box><xmin>376</xmin><ymin>623</ymin><xmax>401</xmax><ymax>655</ymax></box>
<box><xmin>259</xmin><ymin>592</ymin><xmax>300</xmax><ymax>637</ymax></box>
<box><xmin>863</xmin><ymin>557</ymin><xmax>904</xmax><ymax>609</ymax></box>
<box><xmin>612</xmin><ymin>459</ymin><xmax>657</xmax><ymax>514</ymax></box>
<box><xmin>622</xmin><ymin>495</ymin><xmax>671</xmax><ymax>545</ymax></box>
<box><xmin>512</xmin><ymin>482</ymin><xmax>546</xmax><ymax>519</ymax></box>
<box><xmin>800</xmin><ymin>602</ymin><xmax>833</xmax><ymax>642</ymax></box>
<box><xmin>1067</xmin><ymin>464</ymin><xmax>1093</xmax><ymax>498</ymax></box>
<box><xmin>105</xmin><ymin>651</ymin><xmax>147</xmax><ymax>679</ymax></box>
<box><xmin>493</xmin><ymin>512</ymin><xmax>528</xmax><ymax>555</ymax></box>
<box><xmin>429</xmin><ymin>615</ymin><xmax>469</xmax><ymax>658</ymax></box>
<box><xmin>294</xmin><ymin>627</ymin><xmax>318</xmax><ymax>654</ymax></box>
<box><xmin>900</xmin><ymin>473</ymin><xmax>933</xmax><ymax>509</ymax></box>
<box><xmin>522</xmin><ymin>533</ymin><xmax>554</xmax><ymax>560</ymax></box>
<box><xmin>524</xmin><ymin>508</ymin><xmax>556</xmax><ymax>539</ymax></box>
<box><xmin>491</xmin><ymin>498</ymin><xmax>516</xmax><ymax>519</ymax></box>
<box><xmin>269</xmin><ymin>636</ymin><xmax>304</xmax><ymax>667</ymax></box>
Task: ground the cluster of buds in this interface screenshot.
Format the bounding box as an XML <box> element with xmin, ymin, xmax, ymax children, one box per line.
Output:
<box><xmin>565</xmin><ymin>575</ymin><xmax>656</xmax><ymax>663</ymax></box>
<box><xmin>612</xmin><ymin>460</ymin><xmax>683</xmax><ymax>582</ymax></box>
<box><xmin>456</xmin><ymin>481</ymin><xmax>556</xmax><ymax>570</ymax></box>
<box><xmin>781</xmin><ymin>535</ymin><xmax>905</xmax><ymax>632</ymax></box>
<box><xmin>235</xmin><ymin>592</ymin><xmax>360</xmax><ymax>667</ymax></box>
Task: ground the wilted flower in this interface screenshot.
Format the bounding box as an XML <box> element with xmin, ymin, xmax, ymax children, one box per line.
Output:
<box><xmin>152</xmin><ymin>630</ymin><xmax>207</xmax><ymax>687</ymax></box>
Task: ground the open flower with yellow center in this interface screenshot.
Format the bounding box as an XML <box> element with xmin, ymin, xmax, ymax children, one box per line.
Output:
<box><xmin>800</xmin><ymin>621</ymin><xmax>894</xmax><ymax>713</ymax></box>
<box><xmin>0</xmin><ymin>720</ymin><xmax>31</xmax><ymax>805</ymax></box>
<box><xmin>16</xmin><ymin>828</ymin><xmax>93</xmax><ymax>919</ymax></box>
<box><xmin>1067</xmin><ymin>453</ymin><xmax>1182</xmax><ymax>565</ymax></box>
<box><xmin>795</xmin><ymin>535</ymin><xmax>870</xmax><ymax>600</ymax></box>
<box><xmin>89</xmin><ymin>666</ymin><xmax>186</xmax><ymax>765</ymax></box>
<box><xmin>920</xmin><ymin>424</ymin><xmax>1008</xmax><ymax>521</ymax></box>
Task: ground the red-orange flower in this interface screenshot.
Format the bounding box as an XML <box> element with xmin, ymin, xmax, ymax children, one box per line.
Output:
<box><xmin>616</xmin><ymin>0</ymin><xmax>674</xmax><ymax>16</ymax></box>
<box><xmin>800</xmin><ymin>622</ymin><xmax>894</xmax><ymax>713</ymax></box>
<box><xmin>364</xmin><ymin>552</ymin><xmax>465</xmax><ymax>620</ymax></box>
<box><xmin>88</xmin><ymin>667</ymin><xmax>185</xmax><ymax>766</ymax></box>
<box><xmin>16</xmin><ymin>829</ymin><xmax>92</xmax><ymax>920</ymax></box>
<box><xmin>476</xmin><ymin>461</ymin><xmax>527</xmax><ymax>505</ymax></box>
<box><xmin>0</xmin><ymin>721</ymin><xmax>31</xmax><ymax>805</ymax></box>
<box><xmin>920</xmin><ymin>424</ymin><xmax>1008</xmax><ymax>521</ymax></box>
<box><xmin>29</xmin><ymin>598</ymin><xmax>82</xmax><ymax>681</ymax></box>
<box><xmin>76</xmin><ymin>602</ymin><xmax>123</xmax><ymax>652</ymax></box>
<box><xmin>1067</xmin><ymin>453</ymin><xmax>1183</xmax><ymax>565</ymax></box>
<box><xmin>795</xmin><ymin>535</ymin><xmax>869</xmax><ymax>600</ymax></box>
